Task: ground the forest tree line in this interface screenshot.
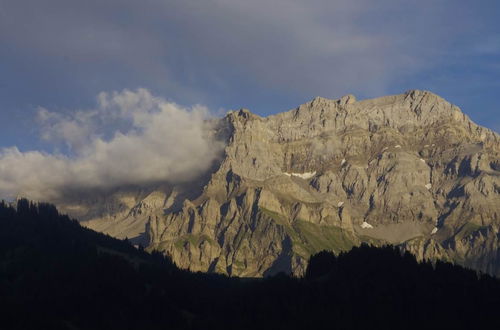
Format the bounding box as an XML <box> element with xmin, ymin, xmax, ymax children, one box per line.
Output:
<box><xmin>1</xmin><ymin>199</ymin><xmax>499</xmax><ymax>330</ymax></box>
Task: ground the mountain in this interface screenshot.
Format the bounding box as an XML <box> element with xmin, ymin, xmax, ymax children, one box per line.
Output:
<box><xmin>58</xmin><ymin>90</ymin><xmax>500</xmax><ymax>277</ymax></box>
<box><xmin>2</xmin><ymin>200</ymin><xmax>500</xmax><ymax>330</ymax></box>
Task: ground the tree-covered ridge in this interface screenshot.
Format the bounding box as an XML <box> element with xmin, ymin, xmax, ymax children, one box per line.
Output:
<box><xmin>1</xmin><ymin>200</ymin><xmax>500</xmax><ymax>329</ymax></box>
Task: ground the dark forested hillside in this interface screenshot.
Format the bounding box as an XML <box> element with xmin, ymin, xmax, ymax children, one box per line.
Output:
<box><xmin>1</xmin><ymin>200</ymin><xmax>500</xmax><ymax>330</ymax></box>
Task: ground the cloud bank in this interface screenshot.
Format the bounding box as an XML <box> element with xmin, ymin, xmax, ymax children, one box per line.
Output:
<box><xmin>2</xmin><ymin>1</ymin><xmax>496</xmax><ymax>107</ymax></box>
<box><xmin>0</xmin><ymin>89</ymin><xmax>224</xmax><ymax>201</ymax></box>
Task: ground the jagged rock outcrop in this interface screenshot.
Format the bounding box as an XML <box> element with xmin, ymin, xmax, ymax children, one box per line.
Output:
<box><xmin>62</xmin><ymin>90</ymin><xmax>500</xmax><ymax>277</ymax></box>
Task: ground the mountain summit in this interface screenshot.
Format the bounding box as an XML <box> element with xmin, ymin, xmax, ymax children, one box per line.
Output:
<box><xmin>59</xmin><ymin>90</ymin><xmax>500</xmax><ymax>277</ymax></box>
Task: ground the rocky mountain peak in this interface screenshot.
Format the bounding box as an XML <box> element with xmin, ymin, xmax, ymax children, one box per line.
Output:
<box><xmin>337</xmin><ymin>94</ymin><xmax>357</xmax><ymax>106</ymax></box>
<box><xmin>225</xmin><ymin>108</ymin><xmax>262</xmax><ymax>122</ymax></box>
<box><xmin>72</xmin><ymin>91</ymin><xmax>499</xmax><ymax>277</ymax></box>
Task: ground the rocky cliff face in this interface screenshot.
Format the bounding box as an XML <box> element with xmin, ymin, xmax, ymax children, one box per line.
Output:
<box><xmin>63</xmin><ymin>90</ymin><xmax>500</xmax><ymax>277</ymax></box>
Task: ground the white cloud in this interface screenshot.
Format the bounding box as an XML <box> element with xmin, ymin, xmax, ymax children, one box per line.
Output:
<box><xmin>37</xmin><ymin>107</ymin><xmax>96</xmax><ymax>151</ymax></box>
<box><xmin>0</xmin><ymin>89</ymin><xmax>224</xmax><ymax>201</ymax></box>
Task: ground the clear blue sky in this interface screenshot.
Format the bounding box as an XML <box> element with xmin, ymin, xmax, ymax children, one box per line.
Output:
<box><xmin>1</xmin><ymin>0</ymin><xmax>499</xmax><ymax>153</ymax></box>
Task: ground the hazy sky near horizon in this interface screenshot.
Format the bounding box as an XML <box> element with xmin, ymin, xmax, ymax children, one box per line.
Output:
<box><xmin>1</xmin><ymin>0</ymin><xmax>499</xmax><ymax>153</ymax></box>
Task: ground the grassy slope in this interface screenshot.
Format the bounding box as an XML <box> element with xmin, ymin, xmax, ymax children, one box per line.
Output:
<box><xmin>260</xmin><ymin>207</ymin><xmax>355</xmax><ymax>258</ymax></box>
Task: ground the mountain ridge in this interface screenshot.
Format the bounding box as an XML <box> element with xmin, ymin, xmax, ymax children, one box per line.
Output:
<box><xmin>56</xmin><ymin>90</ymin><xmax>500</xmax><ymax>277</ymax></box>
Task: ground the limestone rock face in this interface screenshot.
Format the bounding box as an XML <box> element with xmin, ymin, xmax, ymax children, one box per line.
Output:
<box><xmin>61</xmin><ymin>90</ymin><xmax>500</xmax><ymax>277</ymax></box>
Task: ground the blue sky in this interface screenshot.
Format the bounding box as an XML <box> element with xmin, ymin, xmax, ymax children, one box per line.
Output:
<box><xmin>1</xmin><ymin>0</ymin><xmax>499</xmax><ymax>153</ymax></box>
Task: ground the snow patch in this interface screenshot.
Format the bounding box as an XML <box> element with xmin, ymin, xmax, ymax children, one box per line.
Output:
<box><xmin>361</xmin><ymin>221</ymin><xmax>373</xmax><ymax>229</ymax></box>
<box><xmin>420</xmin><ymin>158</ymin><xmax>426</xmax><ymax>163</ymax></box>
<box><xmin>284</xmin><ymin>171</ymin><xmax>316</xmax><ymax>179</ymax></box>
<box><xmin>394</xmin><ymin>145</ymin><xmax>401</xmax><ymax>149</ymax></box>
<box><xmin>341</xmin><ymin>158</ymin><xmax>346</xmax><ymax>166</ymax></box>
<box><xmin>425</xmin><ymin>183</ymin><xmax>432</xmax><ymax>190</ymax></box>
<box><xmin>431</xmin><ymin>227</ymin><xmax>438</xmax><ymax>235</ymax></box>
<box><xmin>337</xmin><ymin>201</ymin><xmax>344</xmax><ymax>208</ymax></box>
